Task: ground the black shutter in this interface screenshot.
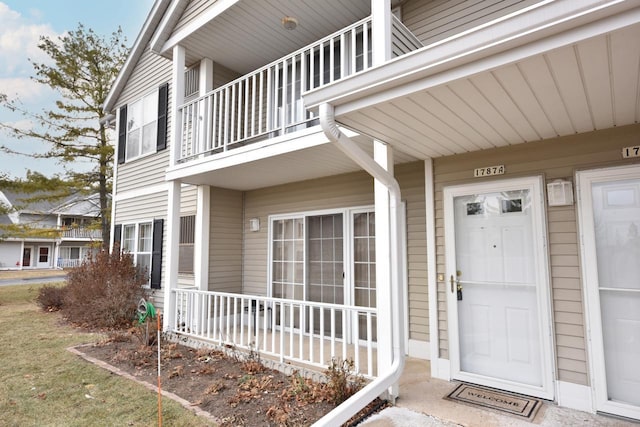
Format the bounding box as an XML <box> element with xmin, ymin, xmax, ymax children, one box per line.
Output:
<box><xmin>157</xmin><ymin>83</ymin><xmax>169</xmax><ymax>152</ymax></box>
<box><xmin>113</xmin><ymin>224</ymin><xmax>122</xmax><ymax>253</ymax></box>
<box><xmin>150</xmin><ymin>219</ymin><xmax>164</xmax><ymax>289</ymax></box>
<box><xmin>117</xmin><ymin>106</ymin><xmax>127</xmax><ymax>164</ymax></box>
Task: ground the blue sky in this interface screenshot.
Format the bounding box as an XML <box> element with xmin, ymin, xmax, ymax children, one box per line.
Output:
<box><xmin>0</xmin><ymin>0</ymin><xmax>155</xmax><ymax>179</ymax></box>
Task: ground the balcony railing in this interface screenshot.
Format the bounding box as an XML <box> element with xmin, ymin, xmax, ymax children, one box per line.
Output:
<box><xmin>60</xmin><ymin>227</ymin><xmax>102</xmax><ymax>239</ymax></box>
<box><xmin>173</xmin><ymin>288</ymin><xmax>378</xmax><ymax>378</ymax></box>
<box><xmin>178</xmin><ymin>15</ymin><xmax>422</xmax><ymax>163</ymax></box>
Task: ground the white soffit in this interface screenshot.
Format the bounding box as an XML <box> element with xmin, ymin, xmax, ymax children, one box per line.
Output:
<box><xmin>307</xmin><ymin>2</ymin><xmax>640</xmax><ymax>158</ymax></box>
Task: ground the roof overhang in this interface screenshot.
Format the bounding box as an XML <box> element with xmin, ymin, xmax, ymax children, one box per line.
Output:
<box><xmin>103</xmin><ymin>0</ymin><xmax>172</xmax><ymax>113</ymax></box>
<box><xmin>304</xmin><ymin>0</ymin><xmax>640</xmax><ymax>158</ymax></box>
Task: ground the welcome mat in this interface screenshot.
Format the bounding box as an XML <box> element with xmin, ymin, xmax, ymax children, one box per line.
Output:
<box><xmin>445</xmin><ymin>383</ymin><xmax>542</xmax><ymax>421</ymax></box>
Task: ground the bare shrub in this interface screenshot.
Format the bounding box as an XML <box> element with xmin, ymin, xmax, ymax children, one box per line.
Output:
<box><xmin>324</xmin><ymin>358</ymin><xmax>366</xmax><ymax>405</ymax></box>
<box><xmin>36</xmin><ymin>285</ymin><xmax>67</xmax><ymax>312</ymax></box>
<box><xmin>62</xmin><ymin>247</ymin><xmax>147</xmax><ymax>329</ymax></box>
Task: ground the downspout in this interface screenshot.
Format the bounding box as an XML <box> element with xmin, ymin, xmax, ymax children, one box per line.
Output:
<box><xmin>313</xmin><ymin>103</ymin><xmax>405</xmax><ymax>427</ymax></box>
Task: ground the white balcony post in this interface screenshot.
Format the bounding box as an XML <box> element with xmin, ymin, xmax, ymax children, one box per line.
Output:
<box><xmin>199</xmin><ymin>58</ymin><xmax>213</xmax><ymax>94</ymax></box>
<box><xmin>198</xmin><ymin>59</ymin><xmax>214</xmax><ymax>154</ymax></box>
<box><xmin>164</xmin><ymin>179</ymin><xmax>181</xmax><ymax>331</ymax></box>
<box><xmin>170</xmin><ymin>45</ymin><xmax>186</xmax><ymax>166</ymax></box>
<box><xmin>374</xmin><ymin>140</ymin><xmax>394</xmax><ymax>389</ymax></box>
<box><xmin>371</xmin><ymin>0</ymin><xmax>392</xmax><ymax>65</ymax></box>
<box><xmin>195</xmin><ymin>185</ymin><xmax>210</xmax><ymax>291</ymax></box>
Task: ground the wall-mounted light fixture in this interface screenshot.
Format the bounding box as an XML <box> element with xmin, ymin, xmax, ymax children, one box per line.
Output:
<box><xmin>547</xmin><ymin>179</ymin><xmax>574</xmax><ymax>206</ymax></box>
<box><xmin>281</xmin><ymin>16</ymin><xmax>298</xmax><ymax>30</ymax></box>
<box><xmin>249</xmin><ymin>218</ymin><xmax>260</xmax><ymax>232</ymax></box>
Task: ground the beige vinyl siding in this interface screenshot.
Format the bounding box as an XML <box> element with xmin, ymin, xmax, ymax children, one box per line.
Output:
<box><xmin>213</xmin><ymin>61</ymin><xmax>241</xmax><ymax>88</ymax></box>
<box><xmin>114</xmin><ymin>190</ymin><xmax>168</xmax><ymax>311</ymax></box>
<box><xmin>116</xmin><ymin>48</ymin><xmax>172</xmax><ymax>194</ymax></box>
<box><xmin>397</xmin><ymin>163</ymin><xmax>428</xmax><ymax>343</ymax></box>
<box><xmin>180</xmin><ymin>184</ymin><xmax>198</xmax><ymax>214</ymax></box>
<box><xmin>242</xmin><ymin>162</ymin><xmax>428</xmax><ymax>344</ymax></box>
<box><xmin>433</xmin><ymin>123</ymin><xmax>640</xmax><ymax>386</ymax></box>
<box><xmin>118</xmin><ymin>48</ymin><xmax>172</xmax><ymax>108</ymax></box>
<box><xmin>401</xmin><ymin>0</ymin><xmax>537</xmax><ymax>47</ymax></box>
<box><xmin>208</xmin><ymin>187</ymin><xmax>243</xmax><ymax>293</ymax></box>
<box><xmin>117</xmin><ymin>150</ymin><xmax>171</xmax><ymax>192</ymax></box>
<box><xmin>172</xmin><ymin>0</ymin><xmax>216</xmax><ymax>36</ymax></box>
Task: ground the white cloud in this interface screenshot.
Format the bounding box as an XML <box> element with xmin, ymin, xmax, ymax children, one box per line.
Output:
<box><xmin>3</xmin><ymin>118</ymin><xmax>35</xmax><ymax>132</ymax></box>
<box><xmin>0</xmin><ymin>77</ymin><xmax>47</xmax><ymax>101</ymax></box>
<box><xmin>0</xmin><ymin>2</ymin><xmax>61</xmax><ymax>77</ymax></box>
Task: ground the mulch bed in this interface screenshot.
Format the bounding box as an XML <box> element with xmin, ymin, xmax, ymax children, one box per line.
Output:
<box><xmin>76</xmin><ymin>329</ymin><xmax>389</xmax><ymax>426</ymax></box>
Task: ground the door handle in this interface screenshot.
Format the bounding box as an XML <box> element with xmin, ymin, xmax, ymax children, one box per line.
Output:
<box><xmin>450</xmin><ymin>271</ymin><xmax>462</xmax><ymax>293</ymax></box>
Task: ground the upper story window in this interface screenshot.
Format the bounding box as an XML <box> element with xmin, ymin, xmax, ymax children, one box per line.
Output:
<box><xmin>126</xmin><ymin>91</ymin><xmax>158</xmax><ymax>161</ymax></box>
<box><xmin>117</xmin><ymin>83</ymin><xmax>169</xmax><ymax>165</ymax></box>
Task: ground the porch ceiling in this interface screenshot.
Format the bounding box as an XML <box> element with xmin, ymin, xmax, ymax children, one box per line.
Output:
<box><xmin>170</xmin><ymin>128</ymin><xmax>418</xmax><ymax>191</ymax></box>
<box><xmin>168</xmin><ymin>0</ymin><xmax>374</xmax><ymax>72</ymax></box>
<box><xmin>311</xmin><ymin>5</ymin><xmax>640</xmax><ymax>160</ymax></box>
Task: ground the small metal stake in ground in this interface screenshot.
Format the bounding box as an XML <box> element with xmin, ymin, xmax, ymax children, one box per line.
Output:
<box><xmin>136</xmin><ymin>299</ymin><xmax>162</xmax><ymax>426</ymax></box>
<box><xmin>157</xmin><ymin>311</ymin><xmax>162</xmax><ymax>427</ymax></box>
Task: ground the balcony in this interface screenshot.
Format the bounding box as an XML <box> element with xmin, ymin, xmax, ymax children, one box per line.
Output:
<box><xmin>60</xmin><ymin>227</ymin><xmax>102</xmax><ymax>240</ymax></box>
<box><xmin>177</xmin><ymin>15</ymin><xmax>421</xmax><ymax>165</ymax></box>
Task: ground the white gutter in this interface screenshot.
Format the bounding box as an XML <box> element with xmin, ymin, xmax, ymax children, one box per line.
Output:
<box><xmin>313</xmin><ymin>103</ymin><xmax>405</xmax><ymax>426</ymax></box>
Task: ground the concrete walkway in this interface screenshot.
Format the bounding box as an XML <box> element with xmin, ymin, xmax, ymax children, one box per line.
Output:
<box><xmin>360</xmin><ymin>358</ymin><xmax>638</xmax><ymax>427</ymax></box>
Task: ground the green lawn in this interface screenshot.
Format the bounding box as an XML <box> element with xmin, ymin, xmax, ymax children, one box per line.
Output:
<box><xmin>0</xmin><ymin>284</ymin><xmax>216</xmax><ymax>426</ymax></box>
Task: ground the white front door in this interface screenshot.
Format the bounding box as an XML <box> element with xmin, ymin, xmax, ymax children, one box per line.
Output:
<box><xmin>577</xmin><ymin>165</ymin><xmax>640</xmax><ymax>420</ymax></box>
<box><xmin>444</xmin><ymin>176</ymin><xmax>554</xmax><ymax>399</ymax></box>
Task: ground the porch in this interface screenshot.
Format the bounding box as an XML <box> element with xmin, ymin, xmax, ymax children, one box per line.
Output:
<box><xmin>362</xmin><ymin>358</ymin><xmax>640</xmax><ymax>427</ymax></box>
<box><xmin>172</xmin><ymin>288</ymin><xmax>379</xmax><ymax>378</ymax></box>
<box><xmin>168</xmin><ymin>288</ymin><xmax>638</xmax><ymax>426</ymax></box>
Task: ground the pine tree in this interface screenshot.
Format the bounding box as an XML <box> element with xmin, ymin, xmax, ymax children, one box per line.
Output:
<box><xmin>0</xmin><ymin>25</ymin><xmax>129</xmax><ymax>248</ymax></box>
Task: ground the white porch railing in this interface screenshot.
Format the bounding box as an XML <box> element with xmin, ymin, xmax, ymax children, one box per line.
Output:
<box><xmin>178</xmin><ymin>15</ymin><xmax>422</xmax><ymax>162</ymax></box>
<box><xmin>173</xmin><ymin>288</ymin><xmax>378</xmax><ymax>378</ymax></box>
<box><xmin>57</xmin><ymin>258</ymin><xmax>82</xmax><ymax>268</ymax></box>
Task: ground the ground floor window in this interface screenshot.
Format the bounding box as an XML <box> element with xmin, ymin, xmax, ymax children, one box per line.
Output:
<box><xmin>179</xmin><ymin>215</ymin><xmax>195</xmax><ymax>275</ymax></box>
<box><xmin>122</xmin><ymin>222</ymin><xmax>153</xmax><ymax>282</ymax></box>
<box><xmin>269</xmin><ymin>208</ymin><xmax>376</xmax><ymax>340</ymax></box>
<box><xmin>60</xmin><ymin>247</ymin><xmax>81</xmax><ymax>260</ymax></box>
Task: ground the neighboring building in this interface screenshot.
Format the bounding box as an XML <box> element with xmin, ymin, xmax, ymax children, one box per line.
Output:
<box><xmin>104</xmin><ymin>0</ymin><xmax>640</xmax><ymax>424</ymax></box>
<box><xmin>0</xmin><ymin>191</ymin><xmax>102</xmax><ymax>270</ymax></box>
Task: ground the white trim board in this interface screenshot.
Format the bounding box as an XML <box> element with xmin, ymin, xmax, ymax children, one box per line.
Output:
<box><xmin>407</xmin><ymin>339</ymin><xmax>429</xmax><ymax>360</ymax></box>
<box><xmin>557</xmin><ymin>381</ymin><xmax>593</xmax><ymax>413</ymax></box>
<box><xmin>114</xmin><ymin>183</ymin><xmax>170</xmax><ymax>202</ymax></box>
<box><xmin>576</xmin><ymin>164</ymin><xmax>640</xmax><ymax>421</ymax></box>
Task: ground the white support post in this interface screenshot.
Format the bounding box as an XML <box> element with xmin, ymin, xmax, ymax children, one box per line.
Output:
<box><xmin>200</xmin><ymin>58</ymin><xmax>213</xmax><ymax>94</ymax></box>
<box><xmin>374</xmin><ymin>140</ymin><xmax>395</xmax><ymax>395</ymax></box>
<box><xmin>110</xmin><ymin>108</ymin><xmax>120</xmax><ymax>252</ymax></box>
<box><xmin>425</xmin><ymin>158</ymin><xmax>441</xmax><ymax>374</ymax></box>
<box><xmin>163</xmin><ymin>180</ymin><xmax>181</xmax><ymax>332</ymax></box>
<box><xmin>170</xmin><ymin>45</ymin><xmax>186</xmax><ymax>166</ymax></box>
<box><xmin>371</xmin><ymin>0</ymin><xmax>392</xmax><ymax>66</ymax></box>
<box><xmin>194</xmin><ymin>185</ymin><xmax>210</xmax><ymax>291</ymax></box>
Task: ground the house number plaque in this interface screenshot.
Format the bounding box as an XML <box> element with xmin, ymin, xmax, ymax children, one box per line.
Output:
<box><xmin>622</xmin><ymin>145</ymin><xmax>640</xmax><ymax>158</ymax></box>
<box><xmin>473</xmin><ymin>165</ymin><xmax>505</xmax><ymax>178</ymax></box>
